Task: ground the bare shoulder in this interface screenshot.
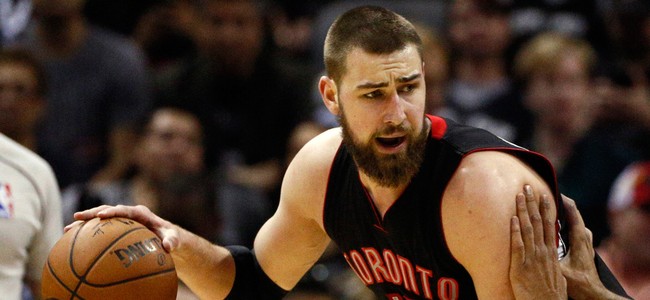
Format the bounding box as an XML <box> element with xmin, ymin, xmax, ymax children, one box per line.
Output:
<box><xmin>442</xmin><ymin>151</ymin><xmax>540</xmax><ymax>242</ymax></box>
<box><xmin>285</xmin><ymin>127</ymin><xmax>342</xmax><ymax>186</ymax></box>
<box><xmin>287</xmin><ymin>127</ymin><xmax>342</xmax><ymax>172</ymax></box>
<box><xmin>443</xmin><ymin>150</ymin><xmax>554</xmax><ymax>224</ymax></box>
<box><xmin>280</xmin><ymin>127</ymin><xmax>342</xmax><ymax>225</ymax></box>
<box><xmin>450</xmin><ymin>150</ymin><xmax>551</xmax><ymax>197</ymax></box>
<box><xmin>441</xmin><ymin>150</ymin><xmax>557</xmax><ymax>297</ymax></box>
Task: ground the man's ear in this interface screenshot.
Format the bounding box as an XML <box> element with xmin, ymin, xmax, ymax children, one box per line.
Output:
<box><xmin>318</xmin><ymin>76</ymin><xmax>340</xmax><ymax>115</ymax></box>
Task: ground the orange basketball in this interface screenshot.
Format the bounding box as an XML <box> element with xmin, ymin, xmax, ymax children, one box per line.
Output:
<box><xmin>42</xmin><ymin>217</ymin><xmax>178</xmax><ymax>299</ymax></box>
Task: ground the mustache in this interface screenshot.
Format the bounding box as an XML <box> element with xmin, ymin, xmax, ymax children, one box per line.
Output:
<box><xmin>375</xmin><ymin>123</ymin><xmax>410</xmax><ymax>136</ymax></box>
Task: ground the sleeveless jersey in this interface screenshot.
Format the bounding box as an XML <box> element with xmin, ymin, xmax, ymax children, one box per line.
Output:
<box><xmin>323</xmin><ymin>115</ymin><xmax>564</xmax><ymax>300</ymax></box>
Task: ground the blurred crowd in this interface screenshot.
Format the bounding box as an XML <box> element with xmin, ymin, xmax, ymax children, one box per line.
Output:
<box><xmin>1</xmin><ymin>0</ymin><xmax>649</xmax><ymax>299</ymax></box>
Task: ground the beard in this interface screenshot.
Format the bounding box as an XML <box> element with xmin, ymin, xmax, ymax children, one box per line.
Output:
<box><xmin>339</xmin><ymin>112</ymin><xmax>428</xmax><ymax>188</ymax></box>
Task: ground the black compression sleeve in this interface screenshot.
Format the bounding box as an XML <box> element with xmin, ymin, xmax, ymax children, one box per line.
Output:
<box><xmin>224</xmin><ymin>245</ymin><xmax>289</xmax><ymax>300</ymax></box>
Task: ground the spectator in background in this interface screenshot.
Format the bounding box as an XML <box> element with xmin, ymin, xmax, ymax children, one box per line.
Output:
<box><xmin>603</xmin><ymin>0</ymin><xmax>650</xmax><ymax>72</ymax></box>
<box><xmin>443</xmin><ymin>0</ymin><xmax>529</xmax><ymax>142</ymax></box>
<box><xmin>595</xmin><ymin>0</ymin><xmax>650</xmax><ymax>159</ymax></box>
<box><xmin>62</xmin><ymin>106</ymin><xmax>217</xmax><ymax>241</ymax></box>
<box><xmin>0</xmin><ymin>48</ymin><xmax>45</xmax><ymax>151</ymax></box>
<box><xmin>509</xmin><ymin>0</ymin><xmax>613</xmax><ymax>60</ymax></box>
<box><xmin>0</xmin><ymin>133</ymin><xmax>62</xmax><ymax>300</ymax></box>
<box><xmin>62</xmin><ymin>106</ymin><xmax>215</xmax><ymax>299</ymax></box>
<box><xmin>265</xmin><ymin>0</ymin><xmax>323</xmax><ymax>115</ymax></box>
<box><xmin>129</xmin><ymin>0</ymin><xmax>196</xmax><ymax>74</ymax></box>
<box><xmin>599</xmin><ymin>161</ymin><xmax>650</xmax><ymax>299</ymax></box>
<box><xmin>7</xmin><ymin>0</ymin><xmax>152</xmax><ymax>190</ymax></box>
<box><xmin>514</xmin><ymin>32</ymin><xmax>640</xmax><ymax>246</ymax></box>
<box><xmin>156</xmin><ymin>0</ymin><xmax>312</xmax><ymax>247</ymax></box>
<box><xmin>79</xmin><ymin>0</ymin><xmax>197</xmax><ymax>74</ymax></box>
<box><xmin>414</xmin><ymin>23</ymin><xmax>450</xmax><ymax>116</ymax></box>
<box><xmin>592</xmin><ymin>61</ymin><xmax>650</xmax><ymax>160</ymax></box>
<box><xmin>267</xmin><ymin>0</ymin><xmax>327</xmax><ymax>67</ymax></box>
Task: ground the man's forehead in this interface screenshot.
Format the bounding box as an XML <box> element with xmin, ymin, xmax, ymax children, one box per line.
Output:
<box><xmin>341</xmin><ymin>46</ymin><xmax>422</xmax><ymax>84</ymax></box>
<box><xmin>345</xmin><ymin>44</ymin><xmax>422</xmax><ymax>60</ymax></box>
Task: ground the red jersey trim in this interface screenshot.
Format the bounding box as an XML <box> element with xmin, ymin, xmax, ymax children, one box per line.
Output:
<box><xmin>426</xmin><ymin>114</ymin><xmax>447</xmax><ymax>140</ymax></box>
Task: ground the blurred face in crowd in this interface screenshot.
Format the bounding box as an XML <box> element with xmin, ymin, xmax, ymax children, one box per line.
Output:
<box><xmin>524</xmin><ymin>51</ymin><xmax>593</xmax><ymax>133</ymax></box>
<box><xmin>418</xmin><ymin>29</ymin><xmax>449</xmax><ymax>114</ymax></box>
<box><xmin>329</xmin><ymin>45</ymin><xmax>428</xmax><ymax>187</ymax></box>
<box><xmin>0</xmin><ymin>61</ymin><xmax>43</xmax><ymax>139</ymax></box>
<box><xmin>136</xmin><ymin>108</ymin><xmax>205</xmax><ymax>184</ymax></box>
<box><xmin>422</xmin><ymin>43</ymin><xmax>448</xmax><ymax>113</ymax></box>
<box><xmin>195</xmin><ymin>0</ymin><xmax>264</xmax><ymax>75</ymax></box>
<box><xmin>448</xmin><ymin>0</ymin><xmax>511</xmax><ymax>59</ymax></box>
<box><xmin>608</xmin><ymin>162</ymin><xmax>650</xmax><ymax>267</ymax></box>
<box><xmin>610</xmin><ymin>203</ymin><xmax>650</xmax><ymax>266</ymax></box>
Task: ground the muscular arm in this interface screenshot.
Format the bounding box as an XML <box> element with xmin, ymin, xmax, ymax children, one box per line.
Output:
<box><xmin>72</xmin><ymin>129</ymin><xmax>338</xmax><ymax>299</ymax></box>
<box><xmin>253</xmin><ymin>130</ymin><xmax>336</xmax><ymax>289</ymax></box>
<box><xmin>442</xmin><ymin>151</ymin><xmax>557</xmax><ymax>299</ymax></box>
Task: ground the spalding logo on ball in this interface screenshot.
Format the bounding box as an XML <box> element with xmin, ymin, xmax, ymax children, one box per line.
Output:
<box><xmin>42</xmin><ymin>217</ymin><xmax>178</xmax><ymax>299</ymax></box>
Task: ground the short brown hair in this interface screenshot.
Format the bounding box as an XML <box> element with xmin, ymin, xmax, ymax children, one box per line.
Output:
<box><xmin>323</xmin><ymin>6</ymin><xmax>423</xmax><ymax>84</ymax></box>
<box><xmin>514</xmin><ymin>33</ymin><xmax>596</xmax><ymax>83</ymax></box>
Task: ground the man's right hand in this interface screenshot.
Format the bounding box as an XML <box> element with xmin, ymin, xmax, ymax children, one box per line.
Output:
<box><xmin>66</xmin><ymin>205</ymin><xmax>181</xmax><ymax>253</ymax></box>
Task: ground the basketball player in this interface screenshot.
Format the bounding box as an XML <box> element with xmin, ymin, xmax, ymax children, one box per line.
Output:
<box><xmin>71</xmin><ymin>6</ymin><xmax>627</xmax><ymax>299</ymax></box>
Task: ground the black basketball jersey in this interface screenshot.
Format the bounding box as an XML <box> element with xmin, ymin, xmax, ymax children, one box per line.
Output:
<box><xmin>323</xmin><ymin>115</ymin><xmax>565</xmax><ymax>300</ymax></box>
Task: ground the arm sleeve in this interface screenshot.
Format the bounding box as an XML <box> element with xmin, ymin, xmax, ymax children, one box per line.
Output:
<box><xmin>224</xmin><ymin>245</ymin><xmax>289</xmax><ymax>300</ymax></box>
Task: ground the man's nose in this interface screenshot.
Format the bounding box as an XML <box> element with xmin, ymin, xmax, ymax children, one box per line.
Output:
<box><xmin>383</xmin><ymin>91</ymin><xmax>407</xmax><ymax>125</ymax></box>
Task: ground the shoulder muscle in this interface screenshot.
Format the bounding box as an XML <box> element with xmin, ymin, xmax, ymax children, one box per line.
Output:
<box><xmin>441</xmin><ymin>151</ymin><xmax>556</xmax><ymax>298</ymax></box>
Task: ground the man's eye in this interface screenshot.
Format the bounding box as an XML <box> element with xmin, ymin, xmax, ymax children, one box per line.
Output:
<box><xmin>363</xmin><ymin>91</ymin><xmax>382</xmax><ymax>99</ymax></box>
<box><xmin>400</xmin><ymin>84</ymin><xmax>415</xmax><ymax>93</ymax></box>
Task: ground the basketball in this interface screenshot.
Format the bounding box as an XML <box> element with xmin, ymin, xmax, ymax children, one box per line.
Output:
<box><xmin>41</xmin><ymin>217</ymin><xmax>178</xmax><ymax>299</ymax></box>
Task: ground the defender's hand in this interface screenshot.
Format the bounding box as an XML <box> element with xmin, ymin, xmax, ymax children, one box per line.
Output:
<box><xmin>510</xmin><ymin>185</ymin><xmax>567</xmax><ymax>299</ymax></box>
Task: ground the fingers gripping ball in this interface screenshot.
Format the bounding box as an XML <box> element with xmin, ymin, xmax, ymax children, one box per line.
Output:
<box><xmin>41</xmin><ymin>217</ymin><xmax>178</xmax><ymax>299</ymax></box>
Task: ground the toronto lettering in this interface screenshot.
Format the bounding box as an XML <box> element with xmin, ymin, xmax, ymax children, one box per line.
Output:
<box><xmin>343</xmin><ymin>247</ymin><xmax>459</xmax><ymax>300</ymax></box>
